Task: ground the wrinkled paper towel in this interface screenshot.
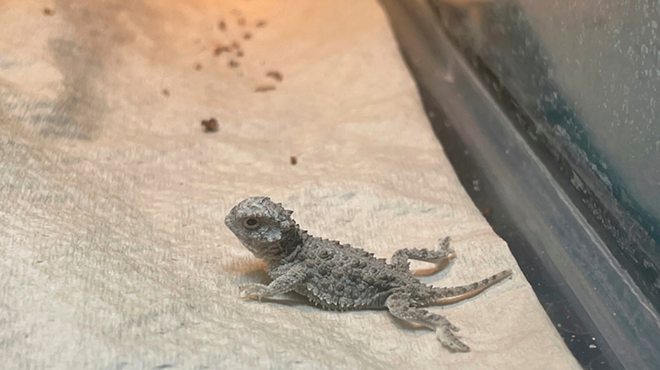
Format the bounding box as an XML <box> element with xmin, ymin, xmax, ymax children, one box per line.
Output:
<box><xmin>0</xmin><ymin>0</ymin><xmax>580</xmax><ymax>369</ymax></box>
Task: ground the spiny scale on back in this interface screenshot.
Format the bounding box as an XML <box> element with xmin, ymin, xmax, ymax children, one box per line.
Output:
<box><xmin>225</xmin><ymin>196</ymin><xmax>512</xmax><ymax>352</ymax></box>
<box><xmin>298</xmin><ymin>236</ymin><xmax>411</xmax><ymax>311</ymax></box>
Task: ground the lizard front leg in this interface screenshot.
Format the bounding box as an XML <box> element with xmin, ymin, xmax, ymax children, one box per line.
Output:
<box><xmin>239</xmin><ymin>264</ymin><xmax>307</xmax><ymax>301</ymax></box>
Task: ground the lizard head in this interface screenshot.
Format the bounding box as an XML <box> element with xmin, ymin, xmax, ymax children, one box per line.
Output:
<box><xmin>225</xmin><ymin>196</ymin><xmax>296</xmax><ymax>259</ymax></box>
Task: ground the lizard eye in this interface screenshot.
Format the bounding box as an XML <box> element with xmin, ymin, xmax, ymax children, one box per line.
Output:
<box><xmin>242</xmin><ymin>217</ymin><xmax>259</xmax><ymax>229</ymax></box>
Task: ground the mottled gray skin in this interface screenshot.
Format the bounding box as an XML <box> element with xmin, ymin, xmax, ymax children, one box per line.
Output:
<box><xmin>225</xmin><ymin>196</ymin><xmax>512</xmax><ymax>352</ymax></box>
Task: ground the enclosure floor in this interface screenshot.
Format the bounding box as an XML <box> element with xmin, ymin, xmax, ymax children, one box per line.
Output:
<box><xmin>0</xmin><ymin>1</ymin><xmax>579</xmax><ymax>369</ymax></box>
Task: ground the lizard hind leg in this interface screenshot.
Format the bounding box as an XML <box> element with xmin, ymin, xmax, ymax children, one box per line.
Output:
<box><xmin>390</xmin><ymin>237</ymin><xmax>456</xmax><ymax>276</ymax></box>
<box><xmin>386</xmin><ymin>292</ymin><xmax>470</xmax><ymax>352</ymax></box>
<box><xmin>427</xmin><ymin>269</ymin><xmax>513</xmax><ymax>305</ymax></box>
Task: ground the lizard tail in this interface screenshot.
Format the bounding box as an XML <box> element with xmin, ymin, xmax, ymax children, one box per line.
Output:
<box><xmin>425</xmin><ymin>270</ymin><xmax>513</xmax><ymax>306</ymax></box>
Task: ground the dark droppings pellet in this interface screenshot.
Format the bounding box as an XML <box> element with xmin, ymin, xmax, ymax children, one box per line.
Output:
<box><xmin>254</xmin><ymin>85</ymin><xmax>276</xmax><ymax>92</ymax></box>
<box><xmin>201</xmin><ymin>118</ymin><xmax>219</xmax><ymax>133</ymax></box>
<box><xmin>266</xmin><ymin>71</ymin><xmax>283</xmax><ymax>82</ymax></box>
<box><xmin>214</xmin><ymin>45</ymin><xmax>231</xmax><ymax>56</ymax></box>
<box><xmin>290</xmin><ymin>156</ymin><xmax>298</xmax><ymax>165</ymax></box>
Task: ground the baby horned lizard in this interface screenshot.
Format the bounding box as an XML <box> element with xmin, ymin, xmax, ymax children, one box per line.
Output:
<box><xmin>225</xmin><ymin>197</ymin><xmax>512</xmax><ymax>352</ymax></box>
